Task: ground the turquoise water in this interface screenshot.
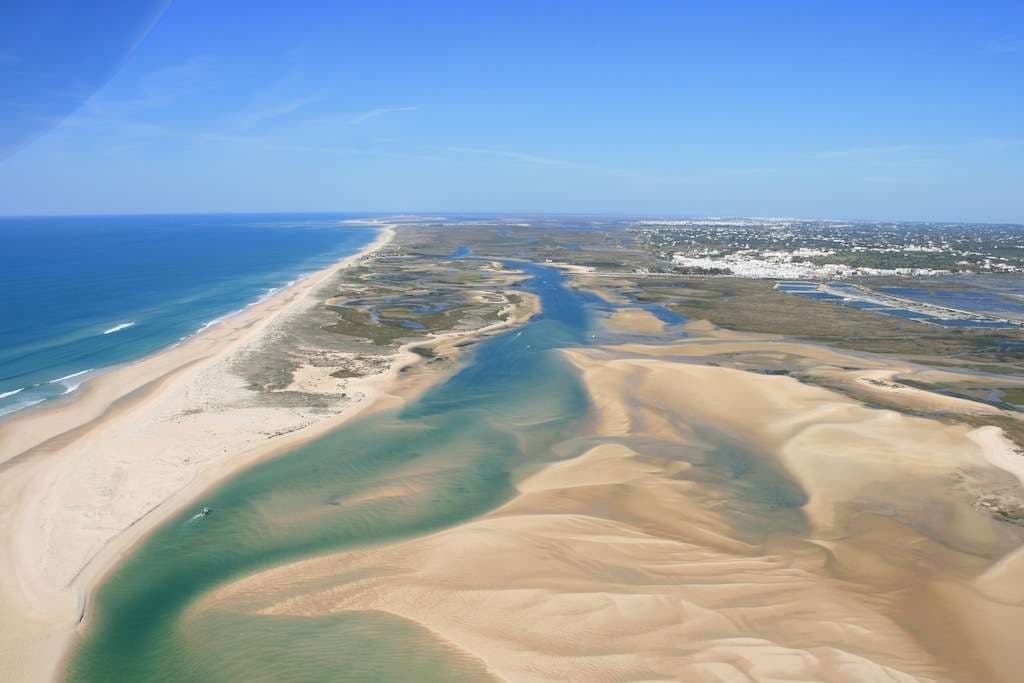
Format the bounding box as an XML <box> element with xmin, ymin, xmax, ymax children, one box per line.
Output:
<box><xmin>0</xmin><ymin>214</ymin><xmax>378</xmax><ymax>417</ymax></box>
<box><xmin>67</xmin><ymin>262</ymin><xmax>593</xmax><ymax>681</ymax></box>
<box><xmin>67</xmin><ymin>259</ymin><xmax>806</xmax><ymax>681</ymax></box>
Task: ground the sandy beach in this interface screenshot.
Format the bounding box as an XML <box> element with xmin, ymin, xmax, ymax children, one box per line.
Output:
<box><xmin>0</xmin><ymin>228</ymin><xmax>404</xmax><ymax>681</ymax></box>
<box><xmin>200</xmin><ymin>334</ymin><xmax>1024</xmax><ymax>682</ymax></box>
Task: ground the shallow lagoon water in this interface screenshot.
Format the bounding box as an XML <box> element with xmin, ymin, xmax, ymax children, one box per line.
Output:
<box><xmin>777</xmin><ymin>280</ymin><xmax>1024</xmax><ymax>329</ymax></box>
<box><xmin>879</xmin><ymin>285</ymin><xmax>1024</xmax><ymax>319</ymax></box>
<box><xmin>67</xmin><ymin>262</ymin><xmax>592</xmax><ymax>681</ymax></box>
<box><xmin>68</xmin><ymin>261</ymin><xmax>805</xmax><ymax>682</ymax></box>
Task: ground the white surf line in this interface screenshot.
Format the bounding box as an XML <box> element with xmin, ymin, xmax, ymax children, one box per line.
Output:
<box><xmin>61</xmin><ymin>381</ymin><xmax>87</xmax><ymax>395</ymax></box>
<box><xmin>0</xmin><ymin>388</ymin><xmax>25</xmax><ymax>399</ymax></box>
<box><xmin>0</xmin><ymin>398</ymin><xmax>45</xmax><ymax>417</ymax></box>
<box><xmin>195</xmin><ymin>309</ymin><xmax>244</xmax><ymax>334</ymax></box>
<box><xmin>48</xmin><ymin>369</ymin><xmax>95</xmax><ymax>384</ymax></box>
<box><xmin>103</xmin><ymin>322</ymin><xmax>136</xmax><ymax>335</ymax></box>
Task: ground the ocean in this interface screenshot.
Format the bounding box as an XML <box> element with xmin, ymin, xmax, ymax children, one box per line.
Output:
<box><xmin>0</xmin><ymin>213</ymin><xmax>379</xmax><ymax>417</ymax></box>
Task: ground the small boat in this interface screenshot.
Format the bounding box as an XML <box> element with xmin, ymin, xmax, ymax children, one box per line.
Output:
<box><xmin>200</xmin><ymin>506</ymin><xmax>212</xmax><ymax>517</ymax></box>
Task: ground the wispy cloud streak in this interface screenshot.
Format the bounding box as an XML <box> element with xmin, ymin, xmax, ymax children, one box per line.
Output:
<box><xmin>107</xmin><ymin>121</ymin><xmax>445</xmax><ymax>163</ymax></box>
<box><xmin>430</xmin><ymin>144</ymin><xmax>777</xmax><ymax>186</ymax></box>
<box><xmin>816</xmin><ymin>138</ymin><xmax>1024</xmax><ymax>162</ymax></box>
<box><xmin>232</xmin><ymin>92</ymin><xmax>328</xmax><ymax>129</ymax></box>
<box><xmin>349</xmin><ymin>106</ymin><xmax>419</xmax><ymax>125</ymax></box>
<box><xmin>73</xmin><ymin>56</ymin><xmax>214</xmax><ymax>121</ymax></box>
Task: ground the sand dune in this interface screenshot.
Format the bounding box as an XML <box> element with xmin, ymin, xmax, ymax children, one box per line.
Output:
<box><xmin>203</xmin><ymin>342</ymin><xmax>1024</xmax><ymax>682</ymax></box>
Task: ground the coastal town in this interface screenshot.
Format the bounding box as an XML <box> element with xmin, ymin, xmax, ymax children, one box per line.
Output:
<box><xmin>633</xmin><ymin>218</ymin><xmax>1024</xmax><ymax>278</ymax></box>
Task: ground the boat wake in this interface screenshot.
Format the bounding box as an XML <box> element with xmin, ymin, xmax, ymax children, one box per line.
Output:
<box><xmin>188</xmin><ymin>507</ymin><xmax>213</xmax><ymax>522</ymax></box>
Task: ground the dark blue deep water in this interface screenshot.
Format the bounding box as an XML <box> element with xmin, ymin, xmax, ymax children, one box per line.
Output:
<box><xmin>0</xmin><ymin>214</ymin><xmax>378</xmax><ymax>416</ymax></box>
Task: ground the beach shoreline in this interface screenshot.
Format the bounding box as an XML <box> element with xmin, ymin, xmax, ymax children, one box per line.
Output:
<box><xmin>0</xmin><ymin>225</ymin><xmax>395</xmax><ymax>461</ymax></box>
<box><xmin>0</xmin><ymin>227</ymin><xmax>399</xmax><ymax>682</ymax></box>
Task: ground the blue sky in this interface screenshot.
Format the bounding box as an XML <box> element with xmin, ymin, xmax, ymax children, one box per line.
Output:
<box><xmin>1</xmin><ymin>1</ymin><xmax>1022</xmax><ymax>221</ymax></box>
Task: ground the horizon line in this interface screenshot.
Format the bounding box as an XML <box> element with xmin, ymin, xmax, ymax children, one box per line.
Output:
<box><xmin>0</xmin><ymin>209</ymin><xmax>1022</xmax><ymax>227</ymax></box>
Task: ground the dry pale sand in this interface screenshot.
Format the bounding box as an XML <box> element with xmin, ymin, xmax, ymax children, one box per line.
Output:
<box><xmin>204</xmin><ymin>340</ymin><xmax>1024</xmax><ymax>683</ymax></box>
<box><xmin>830</xmin><ymin>368</ymin><xmax>1006</xmax><ymax>416</ymax></box>
<box><xmin>603</xmin><ymin>307</ymin><xmax>666</xmax><ymax>335</ymax></box>
<box><xmin>546</xmin><ymin>262</ymin><xmax>597</xmax><ymax>275</ymax></box>
<box><xmin>617</xmin><ymin>329</ymin><xmax>1024</xmax><ymax>420</ymax></box>
<box><xmin>571</xmin><ymin>278</ymin><xmax>631</xmax><ymax>305</ymax></box>
<box><xmin>0</xmin><ymin>229</ymin><xmax>414</xmax><ymax>681</ymax></box>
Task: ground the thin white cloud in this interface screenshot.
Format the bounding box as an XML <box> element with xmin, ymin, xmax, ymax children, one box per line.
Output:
<box><xmin>435</xmin><ymin>144</ymin><xmax>631</xmax><ymax>173</ymax></box>
<box><xmin>816</xmin><ymin>139</ymin><xmax>1024</xmax><ymax>162</ymax></box>
<box><xmin>430</xmin><ymin>144</ymin><xmax>776</xmax><ymax>186</ymax></box>
<box><xmin>349</xmin><ymin>106</ymin><xmax>419</xmax><ymax>125</ymax></box>
<box><xmin>815</xmin><ymin>143</ymin><xmax>939</xmax><ymax>161</ymax></box>
<box><xmin>105</xmin><ymin>121</ymin><xmax>445</xmax><ymax>163</ymax></box>
<box><xmin>74</xmin><ymin>56</ymin><xmax>214</xmax><ymax>121</ymax></box>
<box><xmin>135</xmin><ymin>57</ymin><xmax>214</xmax><ymax>109</ymax></box>
<box><xmin>233</xmin><ymin>92</ymin><xmax>328</xmax><ymax>129</ymax></box>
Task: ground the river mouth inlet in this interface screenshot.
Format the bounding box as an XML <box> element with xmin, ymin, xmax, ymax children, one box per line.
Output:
<box><xmin>67</xmin><ymin>261</ymin><xmax>600</xmax><ymax>680</ymax></box>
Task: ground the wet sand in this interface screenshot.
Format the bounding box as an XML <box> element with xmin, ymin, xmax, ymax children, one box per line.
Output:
<box><xmin>603</xmin><ymin>308</ymin><xmax>666</xmax><ymax>335</ymax></box>
<box><xmin>0</xmin><ymin>229</ymin><xmax>402</xmax><ymax>681</ymax></box>
<box><xmin>202</xmin><ymin>338</ymin><xmax>1024</xmax><ymax>682</ymax></box>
